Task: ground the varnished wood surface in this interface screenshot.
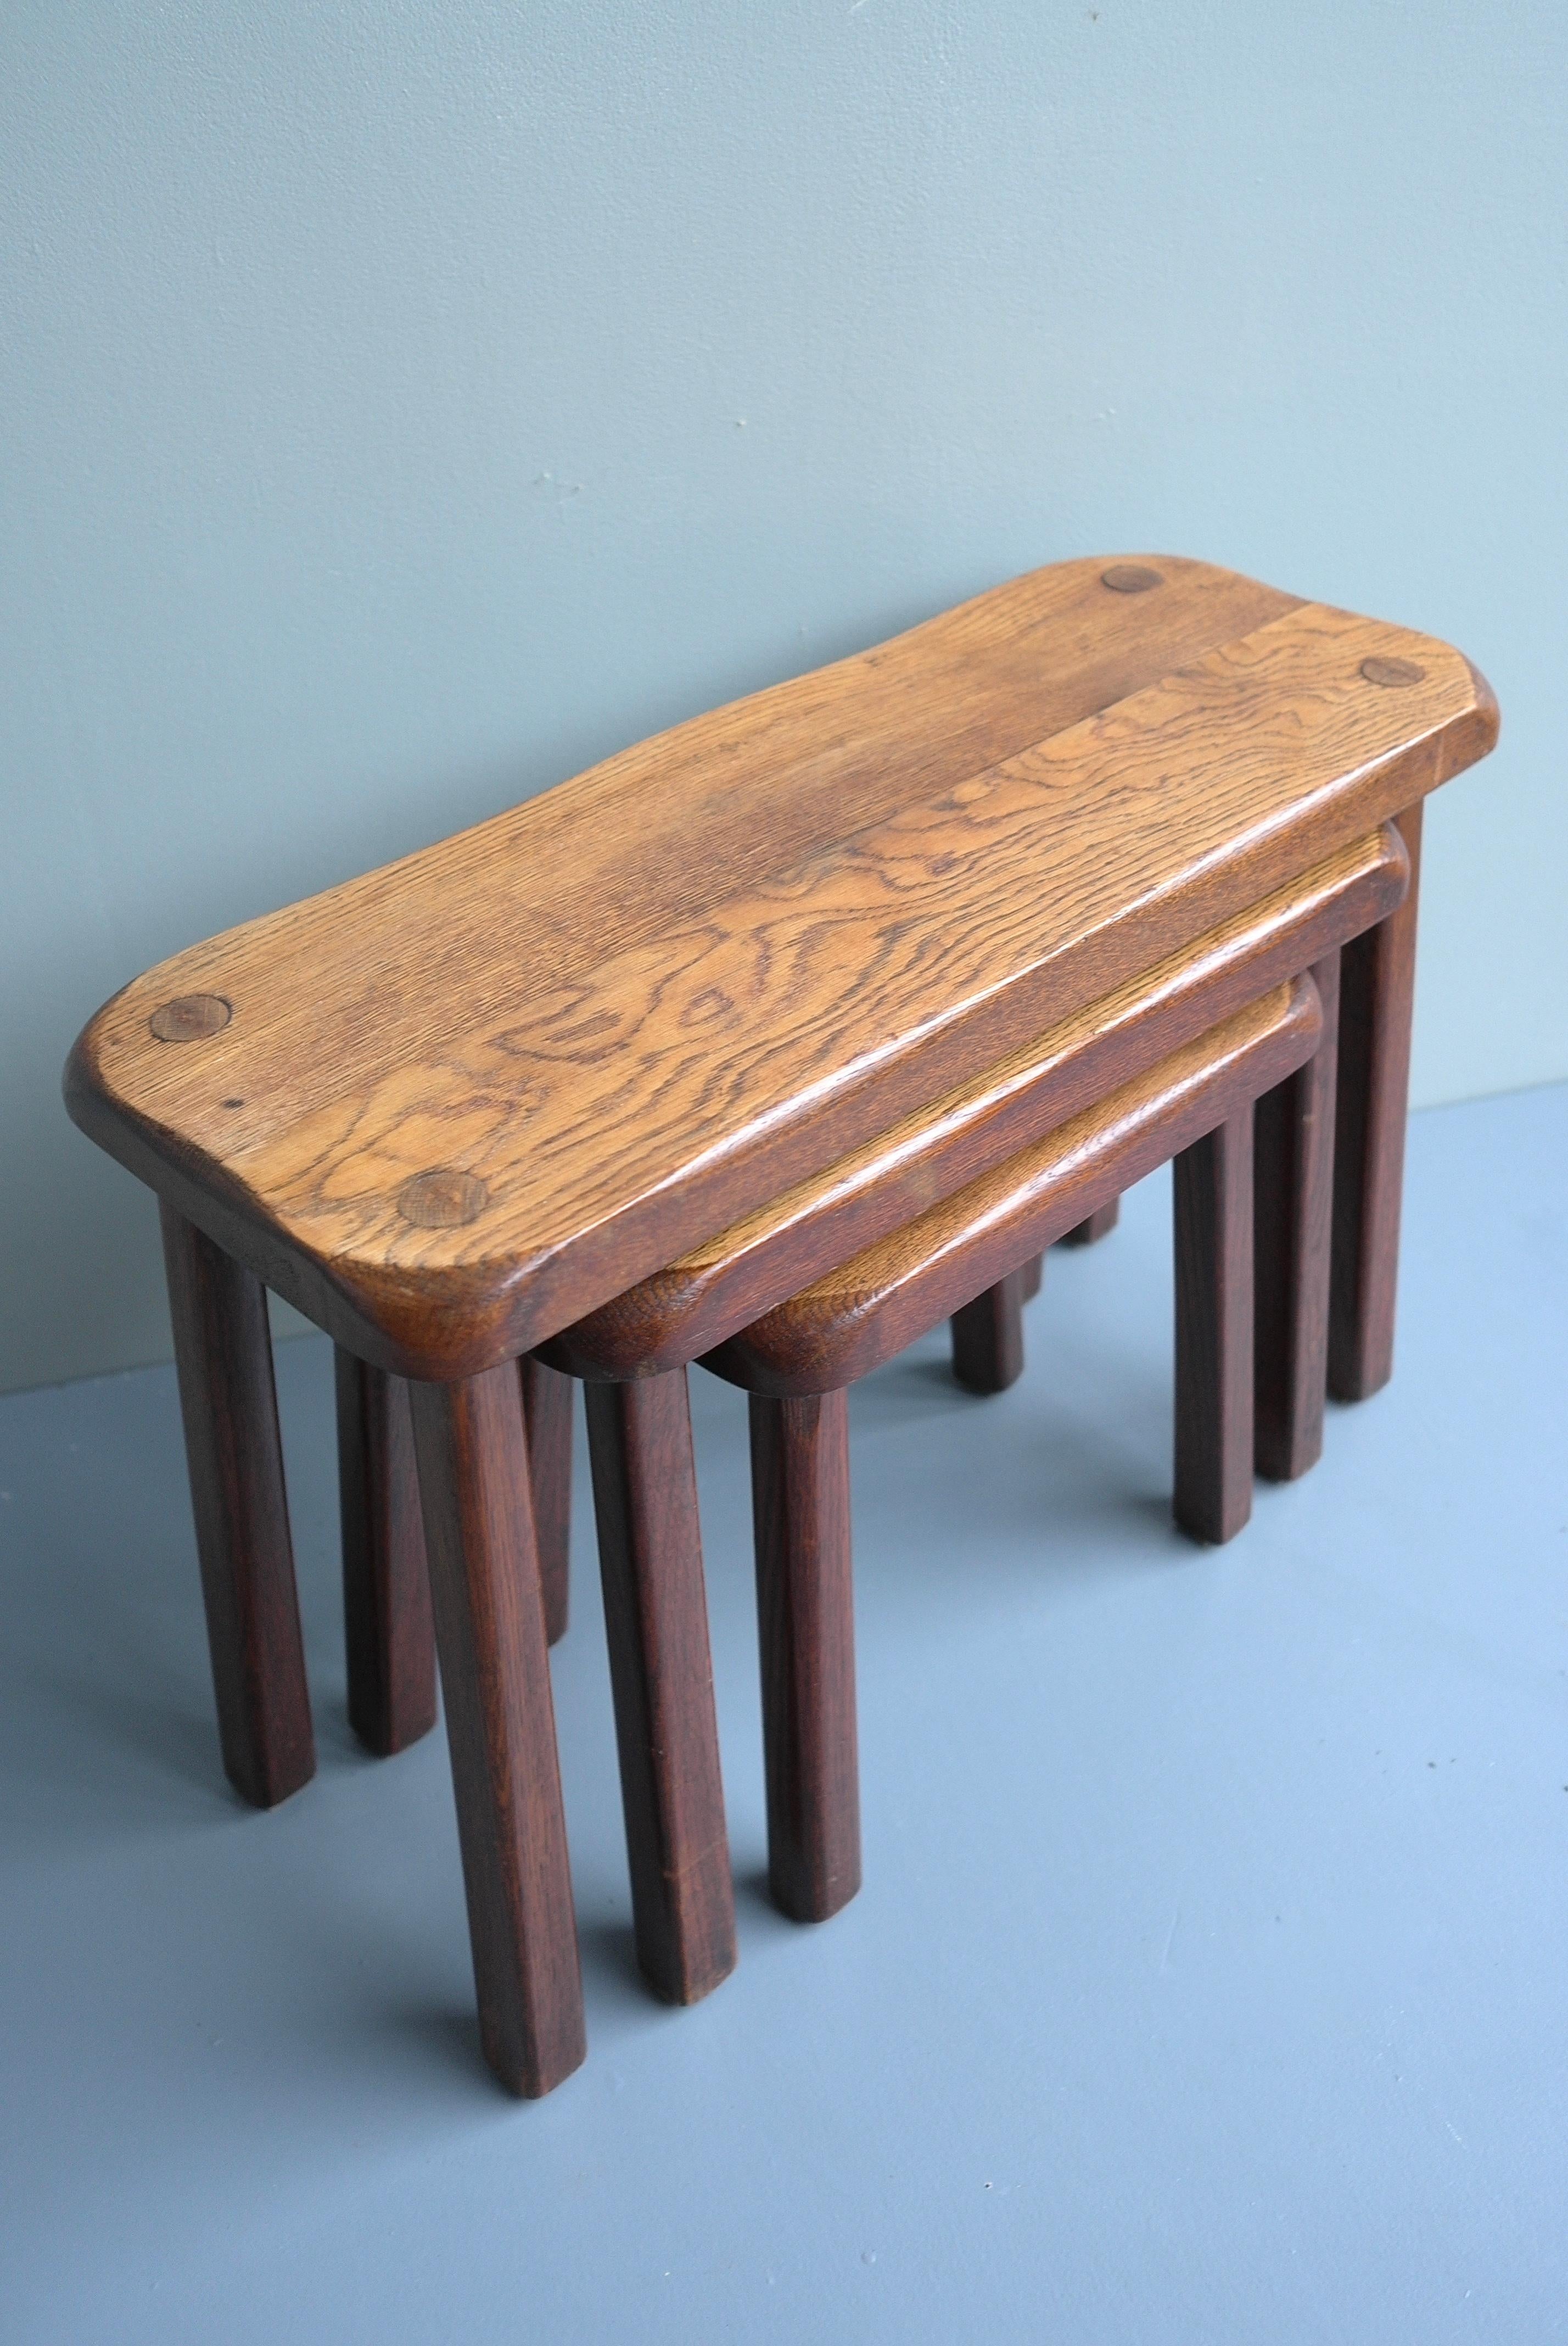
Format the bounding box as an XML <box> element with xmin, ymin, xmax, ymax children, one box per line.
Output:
<box><xmin>748</xmin><ymin>1390</ymin><xmax>860</xmax><ymax>1924</ymax></box>
<box><xmin>1330</xmin><ymin>804</ymin><xmax>1424</xmax><ymax>1401</ymax></box>
<box><xmin>160</xmin><ymin>1204</ymin><xmax>315</xmax><ymax>1807</ymax></box>
<box><xmin>67</xmin><ymin>562</ymin><xmax>1496</xmax><ymax>1381</ymax></box>
<box><xmin>542</xmin><ymin>828</ymin><xmax>1407</xmax><ymax>1379</ymax></box>
<box><xmin>1021</xmin><ymin>1253</ymin><xmax>1044</xmax><ymax>1302</ymax></box>
<box><xmin>703</xmin><ymin>980</ymin><xmax>1320</xmax><ymax>1399</ymax></box>
<box><xmin>1173</xmin><ymin>1111</ymin><xmax>1256</xmax><ymax>1543</ymax></box>
<box><xmin>584</xmin><ymin>1373</ymin><xmax>737</xmax><ymax>2003</ymax></box>
<box><xmin>1253</xmin><ymin>953</ymin><xmax>1340</xmax><ymax>1480</ymax></box>
<box><xmin>335</xmin><ymin>1351</ymin><xmax>437</xmax><ymax>1756</ymax></box>
<box><xmin>408</xmin><ymin>1365</ymin><xmax>585</xmax><ymax>2098</ymax></box>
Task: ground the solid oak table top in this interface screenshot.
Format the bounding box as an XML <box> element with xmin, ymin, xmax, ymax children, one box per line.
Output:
<box><xmin>65</xmin><ymin>555</ymin><xmax>1497</xmax><ymax>1378</ymax></box>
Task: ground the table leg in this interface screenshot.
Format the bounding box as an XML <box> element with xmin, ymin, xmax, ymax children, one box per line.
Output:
<box><xmin>335</xmin><ymin>1353</ymin><xmax>436</xmax><ymax>1756</ymax></box>
<box><xmin>1020</xmin><ymin>1253</ymin><xmax>1044</xmax><ymax>1301</ymax></box>
<box><xmin>521</xmin><ymin>1356</ymin><xmax>574</xmax><ymax>1646</ymax></box>
<box><xmin>1060</xmin><ymin>1197</ymin><xmax>1121</xmax><ymax>1247</ymax></box>
<box><xmin>1253</xmin><ymin>953</ymin><xmax>1340</xmax><ymax>1481</ymax></box>
<box><xmin>584</xmin><ymin>1371</ymin><xmax>736</xmax><ymax>2004</ymax></box>
<box><xmin>748</xmin><ymin>1390</ymin><xmax>860</xmax><ymax>1924</ymax></box>
<box><xmin>950</xmin><ymin>1266</ymin><xmax>1027</xmax><ymax>1394</ymax></box>
<box><xmin>409</xmin><ymin>1365</ymin><xmax>585</xmax><ymax>2098</ymax></box>
<box><xmin>160</xmin><ymin>1203</ymin><xmax>315</xmax><ymax>1807</ymax></box>
<box><xmin>1330</xmin><ymin>802</ymin><xmax>1423</xmax><ymax>1401</ymax></box>
<box><xmin>1173</xmin><ymin>1110</ymin><xmax>1256</xmax><ymax>1544</ymax></box>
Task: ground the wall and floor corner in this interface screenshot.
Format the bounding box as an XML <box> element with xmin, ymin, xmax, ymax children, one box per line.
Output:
<box><xmin>3</xmin><ymin>2</ymin><xmax>1564</xmax><ymax>1396</ymax></box>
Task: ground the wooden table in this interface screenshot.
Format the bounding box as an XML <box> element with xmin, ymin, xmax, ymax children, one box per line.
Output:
<box><xmin>64</xmin><ymin>554</ymin><xmax>1498</xmax><ymax>2097</ymax></box>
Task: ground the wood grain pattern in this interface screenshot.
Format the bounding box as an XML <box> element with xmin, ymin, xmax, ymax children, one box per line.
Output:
<box><xmin>584</xmin><ymin>1373</ymin><xmax>737</xmax><ymax>2003</ymax></box>
<box><xmin>1330</xmin><ymin>803</ymin><xmax>1424</xmax><ymax>1401</ymax></box>
<box><xmin>520</xmin><ymin>1356</ymin><xmax>573</xmax><ymax>1645</ymax></box>
<box><xmin>1059</xmin><ymin>1199</ymin><xmax>1121</xmax><ymax>1248</ymax></box>
<box><xmin>748</xmin><ymin>1391</ymin><xmax>860</xmax><ymax>1924</ymax></box>
<box><xmin>950</xmin><ymin>1270</ymin><xmax>1027</xmax><ymax>1395</ymax></box>
<box><xmin>408</xmin><ymin>1365</ymin><xmax>585</xmax><ymax>2098</ymax></box>
<box><xmin>543</xmin><ymin>828</ymin><xmax>1407</xmax><ymax>1379</ymax></box>
<box><xmin>66</xmin><ymin>568</ymin><xmax>1495</xmax><ymax>1381</ymax></box>
<box><xmin>704</xmin><ymin>981</ymin><xmax>1320</xmax><ymax>1400</ymax></box>
<box><xmin>335</xmin><ymin>1351</ymin><xmax>437</xmax><ymax>1756</ymax></box>
<box><xmin>1253</xmin><ymin>953</ymin><xmax>1340</xmax><ymax>1479</ymax></box>
<box><xmin>160</xmin><ymin>1204</ymin><xmax>315</xmax><ymax>1807</ymax></box>
<box><xmin>1172</xmin><ymin>1111</ymin><xmax>1256</xmax><ymax>1544</ymax></box>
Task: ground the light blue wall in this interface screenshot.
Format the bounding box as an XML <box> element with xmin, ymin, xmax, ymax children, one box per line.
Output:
<box><xmin>3</xmin><ymin>2</ymin><xmax>1563</xmax><ymax>1391</ymax></box>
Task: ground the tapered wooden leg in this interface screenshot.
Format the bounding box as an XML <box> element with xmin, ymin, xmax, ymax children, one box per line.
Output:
<box><xmin>159</xmin><ymin>1203</ymin><xmax>315</xmax><ymax>1807</ymax></box>
<box><xmin>1059</xmin><ymin>1197</ymin><xmax>1121</xmax><ymax>1247</ymax></box>
<box><xmin>950</xmin><ymin>1267</ymin><xmax>1027</xmax><ymax>1395</ymax></box>
<box><xmin>748</xmin><ymin>1390</ymin><xmax>860</xmax><ymax>1924</ymax></box>
<box><xmin>584</xmin><ymin>1372</ymin><xmax>736</xmax><ymax>2004</ymax></box>
<box><xmin>522</xmin><ymin>1357</ymin><xmax>573</xmax><ymax>1646</ymax></box>
<box><xmin>1330</xmin><ymin>802</ymin><xmax>1423</xmax><ymax>1402</ymax></box>
<box><xmin>408</xmin><ymin>1365</ymin><xmax>585</xmax><ymax>2098</ymax></box>
<box><xmin>1021</xmin><ymin>1253</ymin><xmax>1044</xmax><ymax>1302</ymax></box>
<box><xmin>1172</xmin><ymin>1112</ymin><xmax>1255</xmax><ymax>1544</ymax></box>
<box><xmin>1253</xmin><ymin>956</ymin><xmax>1340</xmax><ymax>1481</ymax></box>
<box><xmin>336</xmin><ymin>1351</ymin><xmax>437</xmax><ymax>1756</ymax></box>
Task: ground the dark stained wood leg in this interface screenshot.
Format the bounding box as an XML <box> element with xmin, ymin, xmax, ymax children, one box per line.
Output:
<box><xmin>521</xmin><ymin>1356</ymin><xmax>573</xmax><ymax>1646</ymax></box>
<box><xmin>584</xmin><ymin>1372</ymin><xmax>736</xmax><ymax>2005</ymax></box>
<box><xmin>748</xmin><ymin>1390</ymin><xmax>860</xmax><ymax>1924</ymax></box>
<box><xmin>335</xmin><ymin>1351</ymin><xmax>437</xmax><ymax>1757</ymax></box>
<box><xmin>1059</xmin><ymin>1196</ymin><xmax>1121</xmax><ymax>1247</ymax></box>
<box><xmin>408</xmin><ymin>1365</ymin><xmax>585</xmax><ymax>2098</ymax></box>
<box><xmin>1020</xmin><ymin>1253</ymin><xmax>1044</xmax><ymax>1302</ymax></box>
<box><xmin>1253</xmin><ymin>955</ymin><xmax>1340</xmax><ymax>1481</ymax></box>
<box><xmin>1172</xmin><ymin>1112</ymin><xmax>1255</xmax><ymax>1544</ymax></box>
<box><xmin>1330</xmin><ymin>802</ymin><xmax>1423</xmax><ymax>1402</ymax></box>
<box><xmin>159</xmin><ymin>1202</ymin><xmax>315</xmax><ymax>1808</ymax></box>
<box><xmin>950</xmin><ymin>1266</ymin><xmax>1027</xmax><ymax>1395</ymax></box>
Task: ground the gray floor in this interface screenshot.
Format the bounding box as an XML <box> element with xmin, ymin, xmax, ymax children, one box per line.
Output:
<box><xmin>3</xmin><ymin>1084</ymin><xmax>1565</xmax><ymax>2343</ymax></box>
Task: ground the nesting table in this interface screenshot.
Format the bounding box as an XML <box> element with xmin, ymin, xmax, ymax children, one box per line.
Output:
<box><xmin>65</xmin><ymin>554</ymin><xmax>1498</xmax><ymax>2095</ymax></box>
